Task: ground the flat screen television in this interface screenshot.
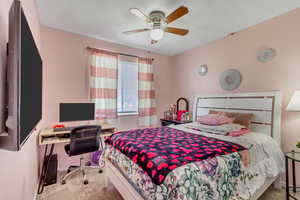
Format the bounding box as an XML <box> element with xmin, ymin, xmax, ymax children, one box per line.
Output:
<box><xmin>0</xmin><ymin>0</ymin><xmax>43</xmax><ymax>151</ymax></box>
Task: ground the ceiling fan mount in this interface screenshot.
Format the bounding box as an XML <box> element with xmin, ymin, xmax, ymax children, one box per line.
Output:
<box><xmin>149</xmin><ymin>10</ymin><xmax>165</xmax><ymax>24</ymax></box>
<box><xmin>123</xmin><ymin>6</ymin><xmax>189</xmax><ymax>44</ymax></box>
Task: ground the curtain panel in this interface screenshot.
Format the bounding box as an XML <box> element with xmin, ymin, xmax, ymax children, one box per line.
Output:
<box><xmin>138</xmin><ymin>58</ymin><xmax>158</xmax><ymax>127</ymax></box>
<box><xmin>89</xmin><ymin>49</ymin><xmax>118</xmax><ymax>124</ymax></box>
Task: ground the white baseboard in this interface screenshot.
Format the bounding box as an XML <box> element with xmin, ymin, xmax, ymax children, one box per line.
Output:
<box><xmin>33</xmin><ymin>182</ymin><xmax>39</xmax><ymax>200</ymax></box>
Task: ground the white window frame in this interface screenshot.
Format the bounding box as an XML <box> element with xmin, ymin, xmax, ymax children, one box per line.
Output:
<box><xmin>117</xmin><ymin>59</ymin><xmax>139</xmax><ymax>116</ymax></box>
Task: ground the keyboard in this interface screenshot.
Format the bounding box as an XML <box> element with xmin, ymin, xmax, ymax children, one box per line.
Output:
<box><xmin>53</xmin><ymin>127</ymin><xmax>74</xmax><ymax>132</ymax></box>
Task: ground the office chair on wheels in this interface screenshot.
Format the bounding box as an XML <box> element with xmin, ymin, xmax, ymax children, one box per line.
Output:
<box><xmin>61</xmin><ymin>125</ymin><xmax>102</xmax><ymax>185</ymax></box>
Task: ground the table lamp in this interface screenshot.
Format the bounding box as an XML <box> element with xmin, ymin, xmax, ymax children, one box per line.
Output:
<box><xmin>286</xmin><ymin>91</ymin><xmax>300</xmax><ymax>111</ymax></box>
<box><xmin>286</xmin><ymin>91</ymin><xmax>300</xmax><ymax>148</ymax></box>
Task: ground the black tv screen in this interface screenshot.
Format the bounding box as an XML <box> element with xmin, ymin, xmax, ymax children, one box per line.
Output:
<box><xmin>1</xmin><ymin>0</ymin><xmax>43</xmax><ymax>151</ymax></box>
<box><xmin>59</xmin><ymin>103</ymin><xmax>95</xmax><ymax>122</ymax></box>
<box><xmin>20</xmin><ymin>9</ymin><xmax>43</xmax><ymax>144</ymax></box>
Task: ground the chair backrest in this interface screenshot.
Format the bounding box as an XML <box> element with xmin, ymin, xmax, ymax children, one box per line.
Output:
<box><xmin>69</xmin><ymin>125</ymin><xmax>101</xmax><ymax>156</ymax></box>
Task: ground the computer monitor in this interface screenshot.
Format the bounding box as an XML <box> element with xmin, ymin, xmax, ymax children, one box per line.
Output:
<box><xmin>59</xmin><ymin>103</ymin><xmax>95</xmax><ymax>122</ymax></box>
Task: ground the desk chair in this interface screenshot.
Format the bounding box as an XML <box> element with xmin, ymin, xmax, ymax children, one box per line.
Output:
<box><xmin>61</xmin><ymin>125</ymin><xmax>102</xmax><ymax>185</ymax></box>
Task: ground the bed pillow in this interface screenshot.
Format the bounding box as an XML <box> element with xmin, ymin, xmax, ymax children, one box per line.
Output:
<box><xmin>209</xmin><ymin>110</ymin><xmax>253</xmax><ymax>128</ymax></box>
<box><xmin>197</xmin><ymin>113</ymin><xmax>234</xmax><ymax>126</ymax></box>
<box><xmin>187</xmin><ymin>123</ymin><xmax>246</xmax><ymax>136</ymax></box>
<box><xmin>228</xmin><ymin>128</ymin><xmax>250</xmax><ymax>137</ymax></box>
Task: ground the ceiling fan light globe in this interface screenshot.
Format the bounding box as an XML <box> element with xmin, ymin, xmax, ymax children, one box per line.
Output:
<box><xmin>150</xmin><ymin>29</ymin><xmax>164</xmax><ymax>40</ymax></box>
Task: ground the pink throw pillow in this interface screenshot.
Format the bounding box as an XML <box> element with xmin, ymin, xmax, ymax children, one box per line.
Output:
<box><xmin>209</xmin><ymin>110</ymin><xmax>253</xmax><ymax>128</ymax></box>
<box><xmin>198</xmin><ymin>114</ymin><xmax>234</xmax><ymax>126</ymax></box>
<box><xmin>228</xmin><ymin>128</ymin><xmax>250</xmax><ymax>137</ymax></box>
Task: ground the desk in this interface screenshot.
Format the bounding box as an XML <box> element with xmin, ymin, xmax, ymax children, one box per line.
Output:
<box><xmin>37</xmin><ymin>123</ymin><xmax>116</xmax><ymax>194</ymax></box>
<box><xmin>39</xmin><ymin>123</ymin><xmax>116</xmax><ymax>145</ymax></box>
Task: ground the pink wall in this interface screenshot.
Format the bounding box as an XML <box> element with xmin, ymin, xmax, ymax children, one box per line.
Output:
<box><xmin>172</xmin><ymin>8</ymin><xmax>300</xmax><ymax>183</ymax></box>
<box><xmin>0</xmin><ymin>0</ymin><xmax>42</xmax><ymax>199</ymax></box>
<box><xmin>40</xmin><ymin>27</ymin><xmax>174</xmax><ymax>169</ymax></box>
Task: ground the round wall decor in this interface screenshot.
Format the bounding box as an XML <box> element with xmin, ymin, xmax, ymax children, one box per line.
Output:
<box><xmin>219</xmin><ymin>69</ymin><xmax>242</xmax><ymax>91</ymax></box>
<box><xmin>197</xmin><ymin>64</ymin><xmax>208</xmax><ymax>76</ymax></box>
<box><xmin>257</xmin><ymin>48</ymin><xmax>277</xmax><ymax>63</ymax></box>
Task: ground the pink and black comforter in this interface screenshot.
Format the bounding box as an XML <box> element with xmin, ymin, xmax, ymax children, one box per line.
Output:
<box><xmin>105</xmin><ymin>126</ymin><xmax>246</xmax><ymax>185</ymax></box>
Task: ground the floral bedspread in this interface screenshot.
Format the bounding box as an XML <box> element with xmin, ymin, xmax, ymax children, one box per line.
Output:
<box><xmin>104</xmin><ymin>124</ymin><xmax>284</xmax><ymax>200</ymax></box>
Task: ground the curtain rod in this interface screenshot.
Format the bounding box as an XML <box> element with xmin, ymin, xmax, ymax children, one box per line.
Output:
<box><xmin>86</xmin><ymin>46</ymin><xmax>154</xmax><ymax>61</ymax></box>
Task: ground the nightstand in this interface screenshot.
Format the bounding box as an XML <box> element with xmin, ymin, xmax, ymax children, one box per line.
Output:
<box><xmin>160</xmin><ymin>119</ymin><xmax>192</xmax><ymax>126</ymax></box>
<box><xmin>286</xmin><ymin>151</ymin><xmax>300</xmax><ymax>200</ymax></box>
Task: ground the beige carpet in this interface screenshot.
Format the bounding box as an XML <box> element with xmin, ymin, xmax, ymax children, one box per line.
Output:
<box><xmin>37</xmin><ymin>168</ymin><xmax>284</xmax><ymax>200</ymax></box>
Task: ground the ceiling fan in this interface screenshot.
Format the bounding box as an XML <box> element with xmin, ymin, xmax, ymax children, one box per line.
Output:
<box><xmin>123</xmin><ymin>6</ymin><xmax>189</xmax><ymax>44</ymax></box>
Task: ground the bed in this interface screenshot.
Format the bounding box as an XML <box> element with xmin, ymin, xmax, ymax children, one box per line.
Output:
<box><xmin>104</xmin><ymin>92</ymin><xmax>284</xmax><ymax>200</ymax></box>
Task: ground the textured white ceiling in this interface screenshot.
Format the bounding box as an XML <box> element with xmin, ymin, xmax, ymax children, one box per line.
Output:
<box><xmin>36</xmin><ymin>0</ymin><xmax>300</xmax><ymax>56</ymax></box>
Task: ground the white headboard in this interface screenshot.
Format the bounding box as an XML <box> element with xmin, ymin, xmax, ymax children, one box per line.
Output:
<box><xmin>193</xmin><ymin>92</ymin><xmax>282</xmax><ymax>145</ymax></box>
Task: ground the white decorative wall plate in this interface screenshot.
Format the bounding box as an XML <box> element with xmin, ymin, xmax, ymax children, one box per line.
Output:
<box><xmin>198</xmin><ymin>65</ymin><xmax>208</xmax><ymax>76</ymax></box>
<box><xmin>219</xmin><ymin>69</ymin><xmax>242</xmax><ymax>91</ymax></box>
<box><xmin>257</xmin><ymin>48</ymin><xmax>277</xmax><ymax>63</ymax></box>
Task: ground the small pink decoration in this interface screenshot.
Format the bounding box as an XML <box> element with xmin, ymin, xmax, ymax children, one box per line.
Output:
<box><xmin>198</xmin><ymin>113</ymin><xmax>234</xmax><ymax>126</ymax></box>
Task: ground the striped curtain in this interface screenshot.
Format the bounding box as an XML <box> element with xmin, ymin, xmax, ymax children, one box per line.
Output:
<box><xmin>138</xmin><ymin>58</ymin><xmax>158</xmax><ymax>127</ymax></box>
<box><xmin>89</xmin><ymin>49</ymin><xmax>118</xmax><ymax>124</ymax></box>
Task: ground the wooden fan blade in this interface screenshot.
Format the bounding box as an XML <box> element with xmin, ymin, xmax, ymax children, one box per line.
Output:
<box><xmin>123</xmin><ymin>28</ymin><xmax>151</xmax><ymax>35</ymax></box>
<box><xmin>151</xmin><ymin>40</ymin><xmax>159</xmax><ymax>44</ymax></box>
<box><xmin>166</xmin><ymin>6</ymin><xmax>189</xmax><ymax>24</ymax></box>
<box><xmin>129</xmin><ymin>8</ymin><xmax>148</xmax><ymax>22</ymax></box>
<box><xmin>164</xmin><ymin>27</ymin><xmax>189</xmax><ymax>36</ymax></box>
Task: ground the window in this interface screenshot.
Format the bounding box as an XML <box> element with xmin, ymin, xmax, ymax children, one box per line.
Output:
<box><xmin>117</xmin><ymin>57</ymin><xmax>138</xmax><ymax>115</ymax></box>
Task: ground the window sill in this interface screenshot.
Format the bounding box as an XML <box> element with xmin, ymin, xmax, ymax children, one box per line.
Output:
<box><xmin>118</xmin><ymin>112</ymin><xmax>138</xmax><ymax>117</ymax></box>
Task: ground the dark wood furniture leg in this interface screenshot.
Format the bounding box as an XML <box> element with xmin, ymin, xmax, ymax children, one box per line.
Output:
<box><xmin>293</xmin><ymin>158</ymin><xmax>296</xmax><ymax>193</ymax></box>
<box><xmin>286</xmin><ymin>156</ymin><xmax>290</xmax><ymax>200</ymax></box>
